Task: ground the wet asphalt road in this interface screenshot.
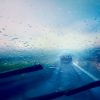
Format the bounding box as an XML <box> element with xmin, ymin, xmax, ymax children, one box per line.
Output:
<box><xmin>0</xmin><ymin>62</ymin><xmax>100</xmax><ymax>100</ymax></box>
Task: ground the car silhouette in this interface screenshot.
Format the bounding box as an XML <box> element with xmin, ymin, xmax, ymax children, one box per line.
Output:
<box><xmin>60</xmin><ymin>54</ymin><xmax>72</xmax><ymax>64</ymax></box>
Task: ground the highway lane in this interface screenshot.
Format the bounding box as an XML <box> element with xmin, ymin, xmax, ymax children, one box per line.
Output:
<box><xmin>24</xmin><ymin>63</ymin><xmax>94</xmax><ymax>100</ymax></box>
<box><xmin>0</xmin><ymin>62</ymin><xmax>99</xmax><ymax>100</ymax></box>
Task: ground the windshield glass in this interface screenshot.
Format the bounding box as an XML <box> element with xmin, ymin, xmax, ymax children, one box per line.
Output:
<box><xmin>0</xmin><ymin>0</ymin><xmax>100</xmax><ymax>100</ymax></box>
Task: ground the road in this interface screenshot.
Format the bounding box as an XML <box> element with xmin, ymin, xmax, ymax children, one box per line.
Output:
<box><xmin>0</xmin><ymin>62</ymin><xmax>100</xmax><ymax>100</ymax></box>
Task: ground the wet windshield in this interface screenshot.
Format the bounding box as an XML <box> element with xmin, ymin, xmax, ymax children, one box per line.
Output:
<box><xmin>0</xmin><ymin>0</ymin><xmax>100</xmax><ymax>100</ymax></box>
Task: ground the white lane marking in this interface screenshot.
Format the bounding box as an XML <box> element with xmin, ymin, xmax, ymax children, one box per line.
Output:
<box><xmin>73</xmin><ymin>62</ymin><xmax>99</xmax><ymax>81</ymax></box>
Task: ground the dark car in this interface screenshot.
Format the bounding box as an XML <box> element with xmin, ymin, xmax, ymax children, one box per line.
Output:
<box><xmin>60</xmin><ymin>54</ymin><xmax>72</xmax><ymax>64</ymax></box>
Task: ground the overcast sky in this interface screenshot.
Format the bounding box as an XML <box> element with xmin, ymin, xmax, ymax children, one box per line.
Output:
<box><xmin>0</xmin><ymin>0</ymin><xmax>100</xmax><ymax>50</ymax></box>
